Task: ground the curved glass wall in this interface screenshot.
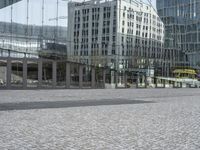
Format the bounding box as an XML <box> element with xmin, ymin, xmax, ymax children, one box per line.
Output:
<box><xmin>0</xmin><ymin>0</ymin><xmax>68</xmax><ymax>59</ymax></box>
<box><xmin>157</xmin><ymin>0</ymin><xmax>200</xmax><ymax>66</ymax></box>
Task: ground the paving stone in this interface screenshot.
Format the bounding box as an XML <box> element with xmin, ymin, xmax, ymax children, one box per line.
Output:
<box><xmin>0</xmin><ymin>89</ymin><xmax>200</xmax><ymax>149</ymax></box>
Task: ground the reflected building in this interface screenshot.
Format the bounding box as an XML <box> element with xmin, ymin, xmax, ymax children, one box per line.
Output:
<box><xmin>68</xmin><ymin>0</ymin><xmax>165</xmax><ymax>75</ymax></box>
<box><xmin>0</xmin><ymin>0</ymin><xmax>68</xmax><ymax>59</ymax></box>
<box><xmin>0</xmin><ymin>0</ymin><xmax>22</xmax><ymax>9</ymax></box>
<box><xmin>0</xmin><ymin>0</ymin><xmax>169</xmax><ymax>77</ymax></box>
<box><xmin>157</xmin><ymin>0</ymin><xmax>200</xmax><ymax>67</ymax></box>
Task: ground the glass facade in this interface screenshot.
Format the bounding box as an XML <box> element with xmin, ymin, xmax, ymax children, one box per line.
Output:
<box><xmin>157</xmin><ymin>0</ymin><xmax>200</xmax><ymax>66</ymax></box>
<box><xmin>0</xmin><ymin>0</ymin><xmax>68</xmax><ymax>59</ymax></box>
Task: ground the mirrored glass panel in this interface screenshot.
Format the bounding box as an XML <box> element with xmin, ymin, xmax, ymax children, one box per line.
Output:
<box><xmin>27</xmin><ymin>61</ymin><xmax>38</xmax><ymax>88</ymax></box>
<box><xmin>0</xmin><ymin>60</ymin><xmax>7</xmax><ymax>87</ymax></box>
<box><xmin>0</xmin><ymin>0</ymin><xmax>68</xmax><ymax>58</ymax></box>
<box><xmin>11</xmin><ymin>60</ymin><xmax>23</xmax><ymax>87</ymax></box>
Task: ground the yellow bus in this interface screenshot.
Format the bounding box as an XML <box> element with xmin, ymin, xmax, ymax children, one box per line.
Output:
<box><xmin>173</xmin><ymin>68</ymin><xmax>197</xmax><ymax>79</ymax></box>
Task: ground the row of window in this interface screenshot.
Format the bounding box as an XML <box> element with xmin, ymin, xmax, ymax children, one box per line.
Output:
<box><xmin>74</xmin><ymin>47</ymin><xmax>164</xmax><ymax>58</ymax></box>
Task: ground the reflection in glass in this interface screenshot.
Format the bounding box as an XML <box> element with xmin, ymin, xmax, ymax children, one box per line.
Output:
<box><xmin>83</xmin><ymin>66</ymin><xmax>91</xmax><ymax>88</ymax></box>
<box><xmin>11</xmin><ymin>60</ymin><xmax>23</xmax><ymax>87</ymax></box>
<box><xmin>56</xmin><ymin>62</ymin><xmax>66</xmax><ymax>87</ymax></box>
<box><xmin>95</xmin><ymin>67</ymin><xmax>104</xmax><ymax>88</ymax></box>
<box><xmin>0</xmin><ymin>60</ymin><xmax>7</xmax><ymax>87</ymax></box>
<box><xmin>27</xmin><ymin>61</ymin><xmax>38</xmax><ymax>88</ymax></box>
<box><xmin>42</xmin><ymin>61</ymin><xmax>52</xmax><ymax>87</ymax></box>
<box><xmin>0</xmin><ymin>0</ymin><xmax>68</xmax><ymax>58</ymax></box>
<box><xmin>70</xmin><ymin>63</ymin><xmax>79</xmax><ymax>88</ymax></box>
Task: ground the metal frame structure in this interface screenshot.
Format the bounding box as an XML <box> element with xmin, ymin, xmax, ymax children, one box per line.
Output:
<box><xmin>0</xmin><ymin>57</ymin><xmax>106</xmax><ymax>89</ymax></box>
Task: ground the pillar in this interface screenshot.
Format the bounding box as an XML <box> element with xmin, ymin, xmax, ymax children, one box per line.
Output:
<box><xmin>136</xmin><ymin>73</ymin><xmax>139</xmax><ymax>88</ymax></box>
<box><xmin>103</xmin><ymin>68</ymin><xmax>106</xmax><ymax>88</ymax></box>
<box><xmin>23</xmin><ymin>59</ymin><xmax>27</xmax><ymax>88</ymax></box>
<box><xmin>173</xmin><ymin>81</ymin><xmax>176</xmax><ymax>88</ymax></box>
<box><xmin>115</xmin><ymin>71</ymin><xmax>118</xmax><ymax>88</ymax></box>
<box><xmin>79</xmin><ymin>64</ymin><xmax>83</xmax><ymax>88</ymax></box>
<box><xmin>163</xmin><ymin>80</ymin><xmax>166</xmax><ymax>88</ymax></box>
<box><xmin>155</xmin><ymin>78</ymin><xmax>158</xmax><ymax>88</ymax></box>
<box><xmin>6</xmin><ymin>58</ymin><xmax>11</xmax><ymax>89</ymax></box>
<box><xmin>91</xmin><ymin>67</ymin><xmax>95</xmax><ymax>88</ymax></box>
<box><xmin>111</xmin><ymin>70</ymin><xmax>115</xmax><ymax>85</ymax></box>
<box><xmin>52</xmin><ymin>61</ymin><xmax>57</xmax><ymax>88</ymax></box>
<box><xmin>180</xmin><ymin>82</ymin><xmax>183</xmax><ymax>88</ymax></box>
<box><xmin>38</xmin><ymin>59</ymin><xmax>42</xmax><ymax>88</ymax></box>
<box><xmin>124</xmin><ymin>72</ymin><xmax>128</xmax><ymax>88</ymax></box>
<box><xmin>66</xmin><ymin>62</ymin><xmax>70</xmax><ymax>88</ymax></box>
<box><xmin>142</xmin><ymin>75</ymin><xmax>145</xmax><ymax>87</ymax></box>
<box><xmin>144</xmin><ymin>75</ymin><xmax>147</xmax><ymax>88</ymax></box>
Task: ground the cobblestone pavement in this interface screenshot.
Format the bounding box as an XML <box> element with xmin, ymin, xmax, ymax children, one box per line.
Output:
<box><xmin>0</xmin><ymin>89</ymin><xmax>200</xmax><ymax>150</ymax></box>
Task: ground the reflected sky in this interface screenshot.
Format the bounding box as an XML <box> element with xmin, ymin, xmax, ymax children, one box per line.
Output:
<box><xmin>0</xmin><ymin>0</ymin><xmax>156</xmax><ymax>26</ymax></box>
<box><xmin>0</xmin><ymin>0</ymin><xmax>68</xmax><ymax>26</ymax></box>
<box><xmin>144</xmin><ymin>0</ymin><xmax>156</xmax><ymax>8</ymax></box>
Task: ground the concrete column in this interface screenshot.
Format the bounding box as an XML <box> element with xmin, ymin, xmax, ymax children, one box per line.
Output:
<box><xmin>79</xmin><ymin>64</ymin><xmax>83</xmax><ymax>88</ymax></box>
<box><xmin>91</xmin><ymin>67</ymin><xmax>95</xmax><ymax>88</ymax></box>
<box><xmin>23</xmin><ymin>59</ymin><xmax>27</xmax><ymax>88</ymax></box>
<box><xmin>103</xmin><ymin>68</ymin><xmax>106</xmax><ymax>88</ymax></box>
<box><xmin>163</xmin><ymin>80</ymin><xmax>166</xmax><ymax>88</ymax></box>
<box><xmin>142</xmin><ymin>75</ymin><xmax>145</xmax><ymax>87</ymax></box>
<box><xmin>180</xmin><ymin>82</ymin><xmax>183</xmax><ymax>88</ymax></box>
<box><xmin>189</xmin><ymin>83</ymin><xmax>192</xmax><ymax>88</ymax></box>
<box><xmin>38</xmin><ymin>59</ymin><xmax>42</xmax><ymax>87</ymax></box>
<box><xmin>136</xmin><ymin>74</ymin><xmax>139</xmax><ymax>88</ymax></box>
<box><xmin>144</xmin><ymin>75</ymin><xmax>147</xmax><ymax>88</ymax></box>
<box><xmin>111</xmin><ymin>70</ymin><xmax>115</xmax><ymax>85</ymax></box>
<box><xmin>124</xmin><ymin>72</ymin><xmax>127</xmax><ymax>88</ymax></box>
<box><xmin>66</xmin><ymin>62</ymin><xmax>71</xmax><ymax>88</ymax></box>
<box><xmin>186</xmin><ymin>83</ymin><xmax>189</xmax><ymax>88</ymax></box>
<box><xmin>155</xmin><ymin>78</ymin><xmax>158</xmax><ymax>88</ymax></box>
<box><xmin>52</xmin><ymin>61</ymin><xmax>57</xmax><ymax>88</ymax></box>
<box><xmin>141</xmin><ymin>75</ymin><xmax>145</xmax><ymax>88</ymax></box>
<box><xmin>6</xmin><ymin>58</ymin><xmax>11</xmax><ymax>89</ymax></box>
<box><xmin>115</xmin><ymin>71</ymin><xmax>118</xmax><ymax>88</ymax></box>
<box><xmin>173</xmin><ymin>81</ymin><xmax>176</xmax><ymax>88</ymax></box>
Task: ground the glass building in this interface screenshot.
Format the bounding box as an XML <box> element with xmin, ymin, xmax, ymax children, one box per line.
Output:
<box><xmin>0</xmin><ymin>0</ymin><xmax>68</xmax><ymax>59</ymax></box>
<box><xmin>0</xmin><ymin>0</ymin><xmax>22</xmax><ymax>9</ymax></box>
<box><xmin>157</xmin><ymin>0</ymin><xmax>200</xmax><ymax>67</ymax></box>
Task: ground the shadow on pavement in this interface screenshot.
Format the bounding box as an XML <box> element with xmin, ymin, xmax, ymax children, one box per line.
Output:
<box><xmin>0</xmin><ymin>99</ymin><xmax>155</xmax><ymax>111</ymax></box>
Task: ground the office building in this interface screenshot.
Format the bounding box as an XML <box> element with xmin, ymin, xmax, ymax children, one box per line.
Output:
<box><xmin>68</xmin><ymin>0</ymin><xmax>165</xmax><ymax>74</ymax></box>
<box><xmin>157</xmin><ymin>0</ymin><xmax>200</xmax><ymax>67</ymax></box>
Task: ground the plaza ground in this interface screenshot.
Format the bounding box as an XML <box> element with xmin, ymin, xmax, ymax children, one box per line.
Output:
<box><xmin>0</xmin><ymin>89</ymin><xmax>200</xmax><ymax>150</ymax></box>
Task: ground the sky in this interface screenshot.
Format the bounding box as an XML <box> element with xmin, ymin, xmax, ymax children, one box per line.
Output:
<box><xmin>0</xmin><ymin>0</ymin><xmax>157</xmax><ymax>26</ymax></box>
